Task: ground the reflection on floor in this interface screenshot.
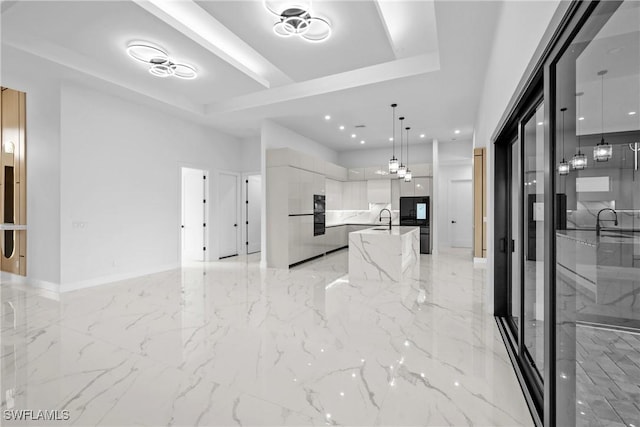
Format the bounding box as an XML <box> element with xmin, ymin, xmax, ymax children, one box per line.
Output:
<box><xmin>1</xmin><ymin>249</ymin><xmax>532</xmax><ymax>426</ymax></box>
<box><xmin>576</xmin><ymin>325</ymin><xmax>640</xmax><ymax>426</ymax></box>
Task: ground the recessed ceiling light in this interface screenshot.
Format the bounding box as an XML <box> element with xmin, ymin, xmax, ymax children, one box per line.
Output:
<box><xmin>578</xmin><ymin>117</ymin><xmax>585</xmax><ymax>121</ymax></box>
<box><xmin>351</xmin><ymin>134</ymin><xmax>356</xmax><ymax>138</ymax></box>
<box><xmin>537</xmin><ymin>122</ymin><xmax>543</xmax><ymax>126</ymax></box>
<box><xmin>420</xmin><ymin>134</ymin><xmax>425</xmax><ymax>138</ymax></box>
<box><xmin>127</xmin><ymin>41</ymin><xmax>197</xmax><ymax>79</ymax></box>
<box><xmin>360</xmin><ymin>140</ymin><xmax>365</xmax><ymax>144</ymax></box>
<box><xmin>454</xmin><ymin>129</ymin><xmax>461</xmax><ymax>134</ymax></box>
<box><xmin>629</xmin><ymin>111</ymin><xmax>637</xmax><ymax>116</ymax></box>
<box><xmin>389</xmin><ymin>137</ymin><xmax>393</xmax><ymax>141</ymax></box>
<box><xmin>324</xmin><ymin>115</ymin><xmax>331</xmax><ymax>120</ymax></box>
<box><xmin>339</xmin><ymin>125</ymin><xmax>345</xmax><ymax>130</ymax></box>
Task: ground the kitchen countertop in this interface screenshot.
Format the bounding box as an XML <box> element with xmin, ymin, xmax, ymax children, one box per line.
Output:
<box><xmin>351</xmin><ymin>226</ymin><xmax>420</xmax><ymax>236</ymax></box>
<box><xmin>556</xmin><ymin>229</ymin><xmax>640</xmax><ymax>246</ymax></box>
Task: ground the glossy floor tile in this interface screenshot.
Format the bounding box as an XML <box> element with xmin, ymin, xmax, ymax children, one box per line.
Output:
<box><xmin>1</xmin><ymin>249</ymin><xmax>533</xmax><ymax>426</ymax></box>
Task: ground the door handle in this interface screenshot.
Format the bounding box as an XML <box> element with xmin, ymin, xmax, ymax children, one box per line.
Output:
<box><xmin>234</xmin><ymin>224</ymin><xmax>237</xmax><ymax>227</ymax></box>
<box><xmin>499</xmin><ymin>238</ymin><xmax>506</xmax><ymax>252</ymax></box>
<box><xmin>451</xmin><ymin>220</ymin><xmax>456</xmax><ymax>223</ymax></box>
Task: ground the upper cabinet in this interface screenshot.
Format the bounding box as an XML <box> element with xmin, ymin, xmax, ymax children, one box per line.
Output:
<box><xmin>342</xmin><ymin>181</ymin><xmax>368</xmax><ymax>210</ymax></box>
<box><xmin>326</xmin><ymin>179</ymin><xmax>343</xmax><ymax>210</ymax></box>
<box><xmin>399</xmin><ymin>177</ymin><xmax>431</xmax><ymax>198</ymax></box>
<box><xmin>347</xmin><ymin>168</ymin><xmax>365</xmax><ymax>181</ymax></box>
<box><xmin>288</xmin><ymin>167</ymin><xmax>323</xmax><ymax>215</ymax></box>
<box><xmin>367</xmin><ymin>180</ymin><xmax>391</xmax><ymax>203</ymax></box>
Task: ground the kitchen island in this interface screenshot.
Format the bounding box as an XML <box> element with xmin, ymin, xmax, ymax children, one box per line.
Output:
<box><xmin>349</xmin><ymin>226</ymin><xmax>420</xmax><ymax>282</ymax></box>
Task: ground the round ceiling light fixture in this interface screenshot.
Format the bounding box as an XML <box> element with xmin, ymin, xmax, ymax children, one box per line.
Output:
<box><xmin>264</xmin><ymin>1</ymin><xmax>331</xmax><ymax>43</ymax></box>
<box><xmin>126</xmin><ymin>41</ymin><xmax>197</xmax><ymax>80</ymax></box>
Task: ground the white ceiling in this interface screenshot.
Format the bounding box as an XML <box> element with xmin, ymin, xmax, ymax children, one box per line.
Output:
<box><xmin>1</xmin><ymin>0</ymin><xmax>503</xmax><ymax>150</ymax></box>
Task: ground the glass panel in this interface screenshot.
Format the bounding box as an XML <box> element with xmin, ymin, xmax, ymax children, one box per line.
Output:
<box><xmin>509</xmin><ymin>139</ymin><xmax>521</xmax><ymax>335</ymax></box>
<box><xmin>555</xmin><ymin>1</ymin><xmax>640</xmax><ymax>425</ymax></box>
<box><xmin>4</xmin><ymin>166</ymin><xmax>14</xmax><ymax>223</ymax></box>
<box><xmin>523</xmin><ymin>103</ymin><xmax>545</xmax><ymax>380</ymax></box>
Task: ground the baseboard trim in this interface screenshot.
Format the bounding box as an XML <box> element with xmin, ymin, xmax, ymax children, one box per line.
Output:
<box><xmin>59</xmin><ymin>263</ymin><xmax>179</xmax><ymax>293</ymax></box>
<box><xmin>0</xmin><ymin>271</ymin><xmax>61</xmax><ymax>297</ymax></box>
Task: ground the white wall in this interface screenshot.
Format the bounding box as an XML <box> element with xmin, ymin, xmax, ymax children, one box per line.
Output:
<box><xmin>474</xmin><ymin>0</ymin><xmax>562</xmax><ymax>313</ymax></box>
<box><xmin>338</xmin><ymin>142</ymin><xmax>432</xmax><ymax>168</ymax></box>
<box><xmin>59</xmin><ymin>83</ymin><xmax>244</xmax><ymax>290</ymax></box>
<box><xmin>1</xmin><ymin>47</ymin><xmax>62</xmax><ymax>287</ymax></box>
<box><xmin>240</xmin><ymin>136</ymin><xmax>261</xmax><ymax>172</ymax></box>
<box><xmin>439</xmin><ymin>140</ymin><xmax>473</xmax><ymax>162</ymax></box>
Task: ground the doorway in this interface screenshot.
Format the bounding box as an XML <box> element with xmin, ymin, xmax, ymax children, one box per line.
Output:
<box><xmin>242</xmin><ymin>174</ymin><xmax>261</xmax><ymax>254</ymax></box>
<box><xmin>181</xmin><ymin>167</ymin><xmax>207</xmax><ymax>263</ymax></box>
<box><xmin>218</xmin><ymin>172</ymin><xmax>239</xmax><ymax>259</ymax></box>
<box><xmin>448</xmin><ymin>179</ymin><xmax>472</xmax><ymax>248</ymax></box>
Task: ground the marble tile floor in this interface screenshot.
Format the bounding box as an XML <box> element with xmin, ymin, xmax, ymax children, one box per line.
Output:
<box><xmin>1</xmin><ymin>248</ymin><xmax>533</xmax><ymax>426</ymax></box>
<box><xmin>576</xmin><ymin>325</ymin><xmax>640</xmax><ymax>427</ymax></box>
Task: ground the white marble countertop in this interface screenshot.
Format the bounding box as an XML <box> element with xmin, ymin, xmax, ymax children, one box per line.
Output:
<box><xmin>557</xmin><ymin>230</ymin><xmax>640</xmax><ymax>246</ymax></box>
<box><xmin>351</xmin><ymin>226</ymin><xmax>419</xmax><ymax>236</ymax></box>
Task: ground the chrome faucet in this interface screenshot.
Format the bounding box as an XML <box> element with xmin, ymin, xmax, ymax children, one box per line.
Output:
<box><xmin>379</xmin><ymin>208</ymin><xmax>392</xmax><ymax>230</ymax></box>
<box><xmin>596</xmin><ymin>208</ymin><xmax>618</xmax><ymax>236</ymax></box>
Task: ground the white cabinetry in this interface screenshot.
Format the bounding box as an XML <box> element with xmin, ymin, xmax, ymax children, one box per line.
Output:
<box><xmin>342</xmin><ymin>181</ymin><xmax>368</xmax><ymax>210</ymax></box>
<box><xmin>325</xmin><ymin>225</ymin><xmax>348</xmax><ymax>252</ymax></box>
<box><xmin>326</xmin><ymin>179</ymin><xmax>343</xmax><ymax>210</ymax></box>
<box><xmin>289</xmin><ymin>167</ymin><xmax>323</xmax><ymax>215</ymax></box>
<box><xmin>414</xmin><ymin>177</ymin><xmax>430</xmax><ymax>196</ymax></box>
<box><xmin>367</xmin><ymin>180</ymin><xmax>391</xmax><ymax>203</ymax></box>
<box><xmin>347</xmin><ymin>168</ymin><xmax>365</xmax><ymax>181</ymax></box>
<box><xmin>391</xmin><ymin>179</ymin><xmax>400</xmax><ymax>210</ymax></box>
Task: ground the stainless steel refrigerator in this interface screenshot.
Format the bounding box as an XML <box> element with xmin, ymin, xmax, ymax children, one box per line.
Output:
<box><xmin>399</xmin><ymin>196</ymin><xmax>430</xmax><ymax>254</ymax></box>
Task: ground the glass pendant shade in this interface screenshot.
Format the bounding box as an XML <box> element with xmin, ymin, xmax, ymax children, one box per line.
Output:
<box><xmin>558</xmin><ymin>159</ymin><xmax>570</xmax><ymax>175</ymax></box>
<box><xmin>571</xmin><ymin>152</ymin><xmax>587</xmax><ymax>170</ymax></box>
<box><xmin>404</xmin><ymin>169</ymin><xmax>412</xmax><ymax>182</ymax></box>
<box><xmin>594</xmin><ymin>138</ymin><xmax>612</xmax><ymax>162</ymax></box>
<box><xmin>397</xmin><ymin>164</ymin><xmax>406</xmax><ymax>178</ymax></box>
<box><xmin>389</xmin><ymin>157</ymin><xmax>399</xmax><ymax>174</ymax></box>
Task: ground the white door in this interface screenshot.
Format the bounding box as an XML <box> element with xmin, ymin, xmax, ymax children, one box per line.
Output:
<box><xmin>449</xmin><ymin>179</ymin><xmax>473</xmax><ymax>248</ymax></box>
<box><xmin>219</xmin><ymin>172</ymin><xmax>239</xmax><ymax>258</ymax></box>
<box><xmin>245</xmin><ymin>175</ymin><xmax>261</xmax><ymax>254</ymax></box>
<box><xmin>181</xmin><ymin>168</ymin><xmax>206</xmax><ymax>262</ymax></box>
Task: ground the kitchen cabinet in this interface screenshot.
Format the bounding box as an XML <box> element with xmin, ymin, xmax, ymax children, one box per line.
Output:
<box><xmin>288</xmin><ymin>215</ymin><xmax>318</xmax><ymax>265</ymax></box>
<box><xmin>367</xmin><ymin>180</ymin><xmax>391</xmax><ymax>203</ymax></box>
<box><xmin>391</xmin><ymin>180</ymin><xmax>400</xmax><ymax>210</ymax></box>
<box><xmin>326</xmin><ymin>179</ymin><xmax>343</xmax><ymax>210</ymax></box>
<box><xmin>289</xmin><ymin>167</ymin><xmax>323</xmax><ymax>215</ymax></box>
<box><xmin>326</xmin><ymin>162</ymin><xmax>348</xmax><ymax>181</ymax></box>
<box><xmin>348</xmin><ymin>168</ymin><xmax>365</xmax><ymax>181</ymax></box>
<box><xmin>324</xmin><ymin>226</ymin><xmax>348</xmax><ymax>253</ymax></box>
<box><xmin>400</xmin><ymin>179</ymin><xmax>415</xmax><ymax>197</ymax></box>
<box><xmin>342</xmin><ymin>181</ymin><xmax>368</xmax><ymax>210</ymax></box>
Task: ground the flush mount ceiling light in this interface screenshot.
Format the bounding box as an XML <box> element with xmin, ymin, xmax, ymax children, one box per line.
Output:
<box><xmin>126</xmin><ymin>41</ymin><xmax>197</xmax><ymax>80</ymax></box>
<box><xmin>264</xmin><ymin>0</ymin><xmax>331</xmax><ymax>43</ymax></box>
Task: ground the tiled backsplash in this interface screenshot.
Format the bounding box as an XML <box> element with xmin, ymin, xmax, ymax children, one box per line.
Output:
<box><xmin>567</xmin><ymin>201</ymin><xmax>640</xmax><ymax>230</ymax></box>
<box><xmin>326</xmin><ymin>203</ymin><xmax>399</xmax><ymax>226</ymax></box>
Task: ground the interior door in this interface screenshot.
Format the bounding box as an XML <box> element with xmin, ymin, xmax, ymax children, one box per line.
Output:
<box><xmin>246</xmin><ymin>175</ymin><xmax>261</xmax><ymax>254</ymax></box>
<box><xmin>449</xmin><ymin>179</ymin><xmax>473</xmax><ymax>247</ymax></box>
<box><xmin>219</xmin><ymin>172</ymin><xmax>238</xmax><ymax>258</ymax></box>
<box><xmin>181</xmin><ymin>168</ymin><xmax>205</xmax><ymax>262</ymax></box>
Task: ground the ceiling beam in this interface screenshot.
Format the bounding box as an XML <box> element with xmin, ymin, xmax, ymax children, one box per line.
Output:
<box><xmin>206</xmin><ymin>52</ymin><xmax>440</xmax><ymax>114</ymax></box>
<box><xmin>132</xmin><ymin>0</ymin><xmax>293</xmax><ymax>88</ymax></box>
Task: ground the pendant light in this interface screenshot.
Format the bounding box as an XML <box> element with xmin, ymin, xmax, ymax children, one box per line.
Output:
<box><xmin>571</xmin><ymin>92</ymin><xmax>587</xmax><ymax>170</ymax></box>
<box><xmin>558</xmin><ymin>107</ymin><xmax>570</xmax><ymax>175</ymax></box>
<box><xmin>404</xmin><ymin>126</ymin><xmax>412</xmax><ymax>182</ymax></box>
<box><xmin>388</xmin><ymin>104</ymin><xmax>399</xmax><ymax>173</ymax></box>
<box><xmin>397</xmin><ymin>116</ymin><xmax>406</xmax><ymax>178</ymax></box>
<box><xmin>594</xmin><ymin>70</ymin><xmax>613</xmax><ymax>162</ymax></box>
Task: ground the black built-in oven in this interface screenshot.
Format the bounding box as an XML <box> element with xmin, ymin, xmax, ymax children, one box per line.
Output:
<box><xmin>313</xmin><ymin>194</ymin><xmax>325</xmax><ymax>236</ymax></box>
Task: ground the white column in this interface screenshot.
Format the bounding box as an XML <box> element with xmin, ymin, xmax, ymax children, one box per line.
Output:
<box><xmin>432</xmin><ymin>139</ymin><xmax>439</xmax><ymax>254</ymax></box>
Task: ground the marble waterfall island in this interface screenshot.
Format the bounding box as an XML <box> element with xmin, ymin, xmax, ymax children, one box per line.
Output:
<box><xmin>349</xmin><ymin>226</ymin><xmax>420</xmax><ymax>282</ymax></box>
